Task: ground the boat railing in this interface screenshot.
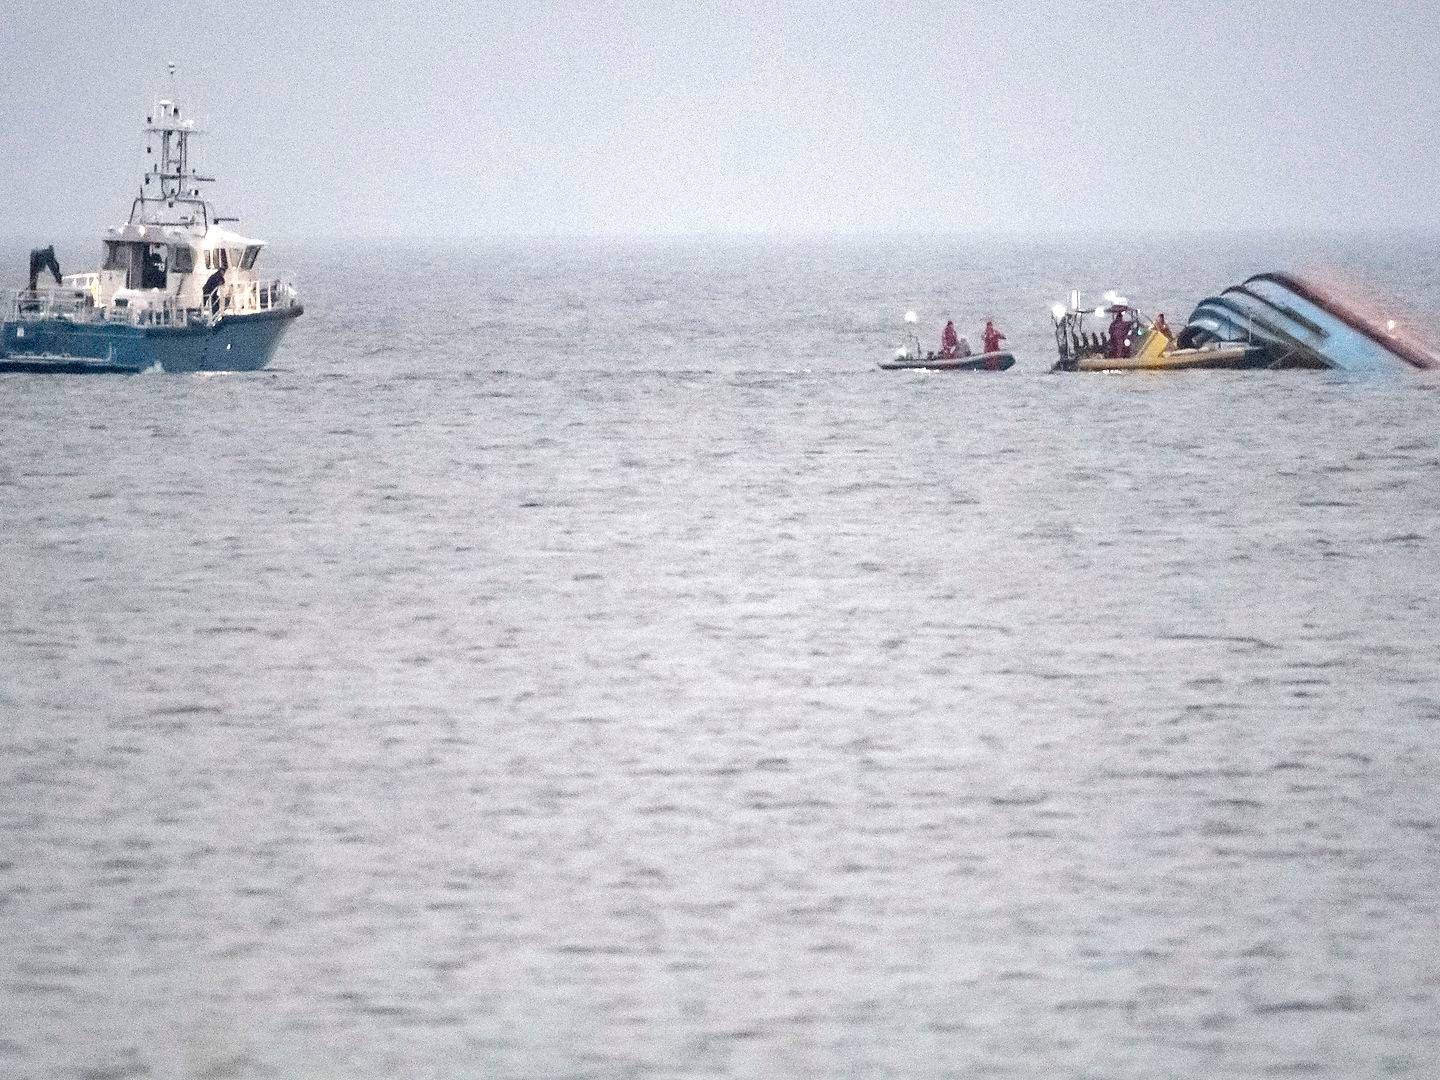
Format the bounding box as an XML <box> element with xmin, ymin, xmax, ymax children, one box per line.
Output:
<box><xmin>109</xmin><ymin>296</ymin><xmax>197</xmax><ymax>328</ymax></box>
<box><xmin>6</xmin><ymin>287</ymin><xmax>199</xmax><ymax>328</ymax></box>
<box><xmin>214</xmin><ymin>275</ymin><xmax>299</xmax><ymax>318</ymax></box>
<box><xmin>6</xmin><ymin>274</ymin><xmax>299</xmax><ymax>328</ymax></box>
<box><xmin>6</xmin><ymin>287</ymin><xmax>103</xmax><ymax>323</ymax></box>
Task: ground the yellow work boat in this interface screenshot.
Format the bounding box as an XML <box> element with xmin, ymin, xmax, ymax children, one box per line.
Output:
<box><xmin>1055</xmin><ymin>306</ymin><xmax>1272</xmax><ymax>372</ymax></box>
<box><xmin>1073</xmin><ymin>334</ymin><xmax>1268</xmax><ymax>372</ymax></box>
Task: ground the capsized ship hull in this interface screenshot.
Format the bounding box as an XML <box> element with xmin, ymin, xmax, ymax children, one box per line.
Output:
<box><xmin>1181</xmin><ymin>272</ymin><xmax>1439</xmax><ymax>373</ymax></box>
<box><xmin>0</xmin><ymin>306</ymin><xmax>302</xmax><ymax>374</ymax></box>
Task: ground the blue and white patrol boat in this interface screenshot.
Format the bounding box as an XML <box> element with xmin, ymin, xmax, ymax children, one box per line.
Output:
<box><xmin>1</xmin><ymin>85</ymin><xmax>302</xmax><ymax>374</ymax></box>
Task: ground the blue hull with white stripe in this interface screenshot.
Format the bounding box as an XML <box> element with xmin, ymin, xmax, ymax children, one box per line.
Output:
<box><xmin>0</xmin><ymin>306</ymin><xmax>302</xmax><ymax>374</ymax></box>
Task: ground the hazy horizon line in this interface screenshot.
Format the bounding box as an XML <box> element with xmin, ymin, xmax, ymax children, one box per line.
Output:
<box><xmin>5</xmin><ymin>225</ymin><xmax>1438</xmax><ymax>248</ymax></box>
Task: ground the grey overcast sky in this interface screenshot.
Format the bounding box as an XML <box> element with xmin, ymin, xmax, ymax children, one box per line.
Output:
<box><xmin>3</xmin><ymin>0</ymin><xmax>1437</xmax><ymax>238</ymax></box>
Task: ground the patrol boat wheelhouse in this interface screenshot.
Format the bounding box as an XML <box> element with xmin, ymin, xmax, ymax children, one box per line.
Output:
<box><xmin>1</xmin><ymin>88</ymin><xmax>301</xmax><ymax>373</ymax></box>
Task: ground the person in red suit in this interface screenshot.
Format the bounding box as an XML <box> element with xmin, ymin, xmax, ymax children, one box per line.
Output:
<box><xmin>1154</xmin><ymin>313</ymin><xmax>1173</xmax><ymax>340</ymax></box>
<box><xmin>983</xmin><ymin>319</ymin><xmax>1006</xmax><ymax>355</ymax></box>
<box><xmin>1108</xmin><ymin>309</ymin><xmax>1130</xmax><ymax>358</ymax></box>
<box><xmin>941</xmin><ymin>320</ymin><xmax>959</xmax><ymax>359</ymax></box>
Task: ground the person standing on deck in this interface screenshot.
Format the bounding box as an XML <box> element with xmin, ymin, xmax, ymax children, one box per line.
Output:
<box><xmin>1153</xmin><ymin>313</ymin><xmax>1173</xmax><ymax>340</ymax></box>
<box><xmin>941</xmin><ymin>320</ymin><xmax>959</xmax><ymax>359</ymax></box>
<box><xmin>1108</xmin><ymin>309</ymin><xmax>1130</xmax><ymax>358</ymax></box>
<box><xmin>203</xmin><ymin>267</ymin><xmax>226</xmax><ymax>316</ymax></box>
<box><xmin>983</xmin><ymin>319</ymin><xmax>1006</xmax><ymax>355</ymax></box>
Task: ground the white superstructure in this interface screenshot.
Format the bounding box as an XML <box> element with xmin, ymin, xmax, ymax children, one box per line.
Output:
<box><xmin>53</xmin><ymin>89</ymin><xmax>297</xmax><ymax>328</ymax></box>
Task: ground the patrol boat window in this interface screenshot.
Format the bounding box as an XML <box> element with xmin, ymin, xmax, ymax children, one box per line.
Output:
<box><xmin>102</xmin><ymin>241</ymin><xmax>168</xmax><ymax>289</ymax></box>
<box><xmin>241</xmin><ymin>245</ymin><xmax>260</xmax><ymax>270</ymax></box>
<box><xmin>141</xmin><ymin>244</ymin><xmax>167</xmax><ymax>289</ymax></box>
<box><xmin>171</xmin><ymin>245</ymin><xmax>195</xmax><ymax>274</ymax></box>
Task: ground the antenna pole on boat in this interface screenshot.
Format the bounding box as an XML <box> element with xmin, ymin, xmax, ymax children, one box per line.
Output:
<box><xmin>142</xmin><ymin>68</ymin><xmax>204</xmax><ymax>220</ymax></box>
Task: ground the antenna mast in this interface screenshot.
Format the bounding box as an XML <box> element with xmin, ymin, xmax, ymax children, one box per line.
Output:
<box><xmin>134</xmin><ymin>65</ymin><xmax>216</xmax><ymax>227</ymax></box>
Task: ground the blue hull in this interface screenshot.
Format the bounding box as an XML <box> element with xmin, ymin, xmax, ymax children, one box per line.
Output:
<box><xmin>0</xmin><ymin>306</ymin><xmax>302</xmax><ymax>374</ymax></box>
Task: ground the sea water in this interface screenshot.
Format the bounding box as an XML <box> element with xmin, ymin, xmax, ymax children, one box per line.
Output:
<box><xmin>1</xmin><ymin>235</ymin><xmax>1438</xmax><ymax>1078</ymax></box>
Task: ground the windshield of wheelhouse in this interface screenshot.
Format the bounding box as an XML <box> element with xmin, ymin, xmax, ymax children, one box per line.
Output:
<box><xmin>103</xmin><ymin>241</ymin><xmax>169</xmax><ymax>290</ymax></box>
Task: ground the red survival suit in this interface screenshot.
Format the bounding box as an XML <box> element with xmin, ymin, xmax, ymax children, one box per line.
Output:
<box><xmin>1108</xmin><ymin>311</ymin><xmax>1130</xmax><ymax>358</ymax></box>
<box><xmin>983</xmin><ymin>321</ymin><xmax>1006</xmax><ymax>355</ymax></box>
<box><xmin>941</xmin><ymin>321</ymin><xmax>959</xmax><ymax>359</ymax></box>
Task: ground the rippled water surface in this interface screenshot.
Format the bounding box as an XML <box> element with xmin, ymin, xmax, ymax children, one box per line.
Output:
<box><xmin>2</xmin><ymin>237</ymin><xmax>1439</xmax><ymax>1078</ymax></box>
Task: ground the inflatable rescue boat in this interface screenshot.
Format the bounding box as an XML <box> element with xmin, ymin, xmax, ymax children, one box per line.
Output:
<box><xmin>880</xmin><ymin>351</ymin><xmax>1015</xmax><ymax>372</ymax></box>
